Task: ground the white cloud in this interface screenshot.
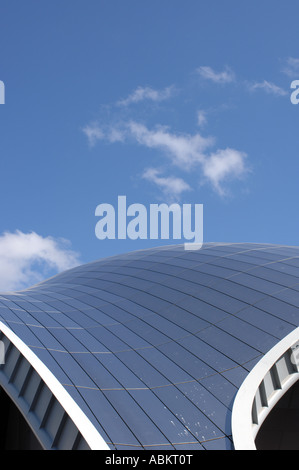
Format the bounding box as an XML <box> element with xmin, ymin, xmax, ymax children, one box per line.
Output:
<box><xmin>142</xmin><ymin>168</ymin><xmax>191</xmax><ymax>200</ymax></box>
<box><xmin>127</xmin><ymin>121</ymin><xmax>214</xmax><ymax>170</ymax></box>
<box><xmin>197</xmin><ymin>110</ymin><xmax>208</xmax><ymax>127</ymax></box>
<box><xmin>282</xmin><ymin>57</ymin><xmax>299</xmax><ymax>77</ymax></box>
<box><xmin>82</xmin><ymin>123</ymin><xmax>105</xmax><ymax>147</ymax></box>
<box><xmin>83</xmin><ymin>119</ymin><xmax>248</xmax><ymax>196</ymax></box>
<box><xmin>197</xmin><ymin>65</ymin><xmax>235</xmax><ymax>84</ymax></box>
<box><xmin>248</xmin><ymin>80</ymin><xmax>287</xmax><ymax>96</ymax></box>
<box><xmin>117</xmin><ymin>85</ymin><xmax>175</xmax><ymax>106</ymax></box>
<box><xmin>82</xmin><ymin>122</ymin><xmax>125</xmax><ymax>146</ymax></box>
<box><xmin>132</xmin><ymin>123</ymin><xmax>248</xmax><ymax>195</ymax></box>
<box><xmin>0</xmin><ymin>231</ymin><xmax>80</xmax><ymax>292</ymax></box>
<box><xmin>202</xmin><ymin>148</ymin><xmax>248</xmax><ymax>195</ymax></box>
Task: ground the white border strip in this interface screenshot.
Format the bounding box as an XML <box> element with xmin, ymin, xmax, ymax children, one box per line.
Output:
<box><xmin>232</xmin><ymin>327</ymin><xmax>299</xmax><ymax>451</ymax></box>
<box><xmin>0</xmin><ymin>321</ymin><xmax>110</xmax><ymax>450</ymax></box>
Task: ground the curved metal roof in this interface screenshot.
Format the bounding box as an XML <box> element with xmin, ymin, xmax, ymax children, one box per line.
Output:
<box><xmin>0</xmin><ymin>242</ymin><xmax>299</xmax><ymax>450</ymax></box>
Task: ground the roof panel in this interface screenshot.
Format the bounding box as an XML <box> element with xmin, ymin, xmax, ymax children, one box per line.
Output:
<box><xmin>177</xmin><ymin>381</ymin><xmax>231</xmax><ymax>434</ymax></box>
<box><xmin>157</xmin><ymin>341</ymin><xmax>216</xmax><ymax>379</ymax></box>
<box><xmin>154</xmin><ymin>385</ymin><xmax>225</xmax><ymax>442</ymax></box>
<box><xmin>196</xmin><ymin>326</ymin><xmax>260</xmax><ymax>365</ymax></box>
<box><xmin>115</xmin><ymin>350</ymin><xmax>171</xmax><ymax>388</ymax></box>
<box><xmin>77</xmin><ymin>387</ymin><xmax>141</xmax><ymax>447</ymax></box>
<box><xmin>0</xmin><ymin>243</ymin><xmax>299</xmax><ymax>450</ymax></box>
<box><xmin>129</xmin><ymin>388</ymin><xmax>195</xmax><ymax>445</ymax></box>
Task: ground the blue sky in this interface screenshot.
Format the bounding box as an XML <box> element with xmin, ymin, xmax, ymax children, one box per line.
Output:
<box><xmin>0</xmin><ymin>0</ymin><xmax>299</xmax><ymax>290</ymax></box>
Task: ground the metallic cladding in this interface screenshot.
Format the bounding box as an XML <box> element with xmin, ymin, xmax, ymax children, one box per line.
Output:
<box><xmin>0</xmin><ymin>243</ymin><xmax>299</xmax><ymax>450</ymax></box>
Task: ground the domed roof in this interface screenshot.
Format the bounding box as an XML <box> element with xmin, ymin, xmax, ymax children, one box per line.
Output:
<box><xmin>1</xmin><ymin>243</ymin><xmax>299</xmax><ymax>450</ymax></box>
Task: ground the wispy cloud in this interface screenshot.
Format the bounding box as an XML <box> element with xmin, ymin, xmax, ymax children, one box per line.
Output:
<box><xmin>127</xmin><ymin>121</ymin><xmax>214</xmax><ymax>170</ymax></box>
<box><xmin>117</xmin><ymin>85</ymin><xmax>175</xmax><ymax>106</ymax></box>
<box><xmin>142</xmin><ymin>168</ymin><xmax>191</xmax><ymax>200</ymax></box>
<box><xmin>197</xmin><ymin>110</ymin><xmax>208</xmax><ymax>127</ymax></box>
<box><xmin>128</xmin><ymin>122</ymin><xmax>248</xmax><ymax>195</ymax></box>
<box><xmin>82</xmin><ymin>123</ymin><xmax>105</xmax><ymax>147</ymax></box>
<box><xmin>248</xmin><ymin>80</ymin><xmax>287</xmax><ymax>96</ymax></box>
<box><xmin>0</xmin><ymin>231</ymin><xmax>80</xmax><ymax>292</ymax></box>
<box><xmin>282</xmin><ymin>57</ymin><xmax>299</xmax><ymax>77</ymax></box>
<box><xmin>83</xmin><ymin>120</ymin><xmax>248</xmax><ymax>196</ymax></box>
<box><xmin>82</xmin><ymin>122</ymin><xmax>125</xmax><ymax>146</ymax></box>
<box><xmin>197</xmin><ymin>65</ymin><xmax>235</xmax><ymax>84</ymax></box>
<box><xmin>202</xmin><ymin>148</ymin><xmax>248</xmax><ymax>196</ymax></box>
<box><xmin>82</xmin><ymin>73</ymin><xmax>251</xmax><ymax>198</ymax></box>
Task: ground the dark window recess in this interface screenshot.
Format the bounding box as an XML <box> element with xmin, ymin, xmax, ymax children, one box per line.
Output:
<box><xmin>0</xmin><ymin>387</ymin><xmax>42</xmax><ymax>450</ymax></box>
<box><xmin>256</xmin><ymin>380</ymin><xmax>299</xmax><ymax>450</ymax></box>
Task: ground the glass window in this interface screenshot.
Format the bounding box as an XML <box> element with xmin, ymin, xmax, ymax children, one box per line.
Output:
<box><xmin>200</xmin><ymin>373</ymin><xmax>237</xmax><ymax>409</ymax></box>
<box><xmin>8</xmin><ymin>322</ymin><xmax>47</xmax><ymax>349</ymax></box>
<box><xmin>174</xmin><ymin>443</ymin><xmax>204</xmax><ymax>450</ymax></box>
<box><xmin>211</xmin><ymin>279</ymin><xmax>264</xmax><ymax>304</ymax></box>
<box><xmin>0</xmin><ymin>307</ymin><xmax>24</xmax><ymax>323</ymax></box>
<box><xmin>255</xmin><ymin>297</ymin><xmax>298</xmax><ymax>325</ymax></box>
<box><xmin>145</xmin><ymin>262</ymin><xmax>184</xmax><ymax>277</ymax></box>
<box><xmin>155</xmin><ymin>275</ymin><xmax>201</xmax><ymax>296</ymax></box>
<box><xmin>47</xmin><ymin>328</ymin><xmax>90</xmax><ymax>353</ymax></box>
<box><xmin>178</xmin><ymin>335</ymin><xmax>237</xmax><ymax>372</ymax></box>
<box><xmin>145</xmin><ymin>314</ymin><xmax>188</xmax><ymax>341</ymax></box>
<box><xmin>31</xmin><ymin>347</ymin><xmax>72</xmax><ymax>384</ymax></box>
<box><xmin>148</xmin><ymin>285</ymin><xmax>188</xmax><ymax>305</ymax></box>
<box><xmin>104</xmin><ymin>391</ymin><xmax>170</xmax><ymax>445</ymax></box>
<box><xmin>191</xmin><ymin>288</ymin><xmax>247</xmax><ymax>314</ymax></box>
<box><xmin>176</xmin><ymin>269</ymin><xmax>216</xmax><ymax>286</ymax></box>
<box><xmin>116</xmin><ymin>350</ymin><xmax>170</xmax><ymax>388</ymax></box>
<box><xmin>138</xmin><ymin>347</ymin><xmax>193</xmax><ymax>383</ymax></box>
<box><xmin>229</xmin><ymin>272</ymin><xmax>281</xmax><ymax>295</ymax></box>
<box><xmin>237</xmin><ymin>306</ymin><xmax>294</xmax><ymax>339</ymax></box>
<box><xmin>178</xmin><ymin>297</ymin><xmax>227</xmax><ymax>324</ymax></box>
<box><xmin>70</xmin><ymin>329</ymin><xmax>110</xmax><ymax>353</ymax></box>
<box><xmin>202</xmin><ymin>437</ymin><xmax>233</xmax><ymax>450</ymax></box>
<box><xmin>248</xmin><ymin>250</ymin><xmax>287</xmax><ymax>262</ymax></box>
<box><xmin>124</xmin><ymin>318</ymin><xmax>170</xmax><ymax>346</ymax></box>
<box><xmin>96</xmin><ymin>303</ymin><xmax>136</xmax><ymax>324</ymax></box>
<box><xmin>250</xmin><ymin>266</ymin><xmax>296</xmax><ymax>287</ymax></box>
<box><xmin>242</xmin><ymin>355</ymin><xmax>262</xmax><ymax>372</ymax></box>
<box><xmin>177</xmin><ymin>381</ymin><xmax>231</xmax><ymax>434</ymax></box>
<box><xmin>274</xmin><ymin>288</ymin><xmax>299</xmax><ymax>307</ymax></box>
<box><xmin>49</xmin><ymin>350</ymin><xmax>97</xmax><ymax>388</ymax></box>
<box><xmin>122</xmin><ymin>293</ymin><xmax>171</xmax><ymax>315</ymax></box>
<box><xmin>231</xmin><ymin>253</ymin><xmax>273</xmax><ymax>266</ymax></box>
<box><xmin>196</xmin><ymin>326</ymin><xmax>260</xmax><ymax>365</ymax></box>
<box><xmin>113</xmin><ymin>299</ymin><xmax>152</xmax><ymax>319</ymax></box>
<box><xmin>74</xmin><ymin>354</ymin><xmax>122</xmax><ymax>390</ymax></box>
<box><xmin>28</xmin><ymin>324</ymin><xmax>69</xmax><ymax>351</ymax></box>
<box><xmin>209</xmin><ymin>257</ymin><xmax>253</xmax><ymax>272</ymax></box>
<box><xmin>78</xmin><ymin>387</ymin><xmax>141</xmax><ymax>446</ymax></box>
<box><xmin>281</xmin><ymin>258</ymin><xmax>299</xmax><ymax>267</ymax></box>
<box><xmin>157</xmin><ymin>341</ymin><xmax>215</xmax><ymax>379</ymax></box>
<box><xmin>161</xmin><ymin>305</ymin><xmax>210</xmax><ymax>333</ymax></box>
<box><xmin>91</xmin><ymin>326</ymin><xmax>130</xmax><ymax>353</ymax></box>
<box><xmin>97</xmin><ymin>354</ymin><xmax>147</xmax><ymax>389</ymax></box>
<box><xmin>266</xmin><ymin>262</ymin><xmax>299</xmax><ymax>278</ymax></box>
<box><xmin>222</xmin><ymin>365</ymin><xmax>248</xmax><ymax>388</ymax></box>
<box><xmin>106</xmin><ymin>323</ymin><xmax>152</xmax><ymax>350</ymax></box>
<box><xmin>130</xmin><ymin>388</ymin><xmax>195</xmax><ymax>444</ymax></box>
<box><xmin>217</xmin><ymin>316</ymin><xmax>277</xmax><ymax>354</ymax></box>
<box><xmin>154</xmin><ymin>385</ymin><xmax>224</xmax><ymax>441</ymax></box>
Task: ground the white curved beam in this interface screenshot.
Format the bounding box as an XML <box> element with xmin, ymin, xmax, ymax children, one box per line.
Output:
<box><xmin>0</xmin><ymin>321</ymin><xmax>110</xmax><ymax>450</ymax></box>
<box><xmin>232</xmin><ymin>327</ymin><xmax>299</xmax><ymax>450</ymax></box>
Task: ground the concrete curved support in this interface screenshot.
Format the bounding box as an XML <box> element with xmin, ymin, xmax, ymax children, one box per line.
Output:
<box><xmin>0</xmin><ymin>321</ymin><xmax>109</xmax><ymax>450</ymax></box>
<box><xmin>232</xmin><ymin>327</ymin><xmax>299</xmax><ymax>450</ymax></box>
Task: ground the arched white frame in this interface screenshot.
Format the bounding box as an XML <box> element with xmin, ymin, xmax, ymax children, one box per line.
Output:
<box><xmin>232</xmin><ymin>327</ymin><xmax>299</xmax><ymax>450</ymax></box>
<box><xmin>0</xmin><ymin>320</ymin><xmax>110</xmax><ymax>450</ymax></box>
